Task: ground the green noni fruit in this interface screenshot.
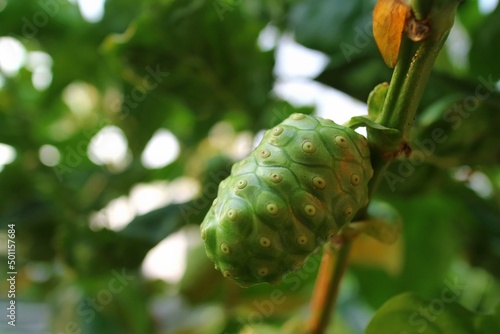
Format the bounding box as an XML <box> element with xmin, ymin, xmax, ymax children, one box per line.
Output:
<box><xmin>200</xmin><ymin>113</ymin><xmax>373</xmax><ymax>287</ymax></box>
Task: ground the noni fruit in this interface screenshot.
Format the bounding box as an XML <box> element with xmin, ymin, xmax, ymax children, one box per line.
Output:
<box><xmin>200</xmin><ymin>113</ymin><xmax>373</xmax><ymax>287</ymax></box>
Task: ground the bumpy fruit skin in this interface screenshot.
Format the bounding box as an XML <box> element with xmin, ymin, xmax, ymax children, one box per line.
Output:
<box><xmin>200</xmin><ymin>113</ymin><xmax>373</xmax><ymax>287</ymax></box>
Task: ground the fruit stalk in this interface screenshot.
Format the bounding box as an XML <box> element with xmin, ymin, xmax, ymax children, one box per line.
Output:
<box><xmin>308</xmin><ymin>1</ymin><xmax>462</xmax><ymax>333</ymax></box>
<box><xmin>307</xmin><ymin>239</ymin><xmax>352</xmax><ymax>334</ymax></box>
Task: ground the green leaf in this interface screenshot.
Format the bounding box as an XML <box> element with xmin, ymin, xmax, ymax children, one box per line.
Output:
<box><xmin>102</xmin><ymin>0</ymin><xmax>275</xmax><ymax>134</ymax></box>
<box><xmin>120</xmin><ymin>154</ymin><xmax>231</xmax><ymax>245</ymax></box>
<box><xmin>415</xmin><ymin>93</ymin><xmax>466</xmax><ymax>127</ymax></box>
<box><xmin>367</xmin><ymin>82</ymin><xmax>389</xmax><ymax>119</ymax></box>
<box><xmin>289</xmin><ymin>0</ymin><xmax>392</xmax><ymax>101</ymax></box>
<box><xmin>443</xmin><ymin>180</ymin><xmax>500</xmax><ymax>279</ymax></box>
<box><xmin>350</xmin><ymin>267</ymin><xmax>400</xmax><ymax>309</ymax></box>
<box><xmin>51</xmin><ymin>271</ymin><xmax>153</xmax><ymax>334</ymax></box>
<box><xmin>469</xmin><ymin>6</ymin><xmax>500</xmax><ymax>79</ymax></box>
<box><xmin>389</xmin><ymin>192</ymin><xmax>465</xmax><ymax>295</ymax></box>
<box><xmin>476</xmin><ymin>305</ymin><xmax>500</xmax><ymax>333</ymax></box>
<box><xmin>345</xmin><ymin>116</ymin><xmax>397</xmax><ymax>133</ymax></box>
<box><xmin>365</xmin><ymin>292</ymin><xmax>477</xmax><ymax>334</ymax></box>
<box><xmin>120</xmin><ymin>203</ymin><xmax>189</xmax><ymax>242</ymax></box>
<box><xmin>345</xmin><ymin>116</ymin><xmax>400</xmax><ymax>150</ymax></box>
<box><xmin>289</xmin><ymin>0</ymin><xmax>379</xmax><ymax>60</ymax></box>
<box><xmin>315</xmin><ymin>55</ymin><xmax>392</xmax><ymax>103</ymax></box>
<box><xmin>120</xmin><ymin>197</ymin><xmax>211</xmax><ymax>243</ymax></box>
<box><xmin>456</xmin><ymin>0</ymin><xmax>486</xmax><ymax>37</ymax></box>
<box><xmin>414</xmin><ymin>93</ymin><xmax>500</xmax><ymax>168</ymax></box>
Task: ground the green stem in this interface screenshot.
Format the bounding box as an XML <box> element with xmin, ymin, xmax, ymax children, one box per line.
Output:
<box><xmin>368</xmin><ymin>0</ymin><xmax>460</xmax><ymax>184</ymax></box>
<box><xmin>411</xmin><ymin>0</ymin><xmax>432</xmax><ymax>20</ymax></box>
<box><xmin>307</xmin><ymin>241</ymin><xmax>352</xmax><ymax>334</ymax></box>
<box><xmin>308</xmin><ymin>1</ymin><xmax>461</xmax><ymax>333</ymax></box>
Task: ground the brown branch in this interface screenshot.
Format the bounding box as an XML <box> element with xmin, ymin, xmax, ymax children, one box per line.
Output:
<box><xmin>307</xmin><ymin>238</ymin><xmax>353</xmax><ymax>334</ymax></box>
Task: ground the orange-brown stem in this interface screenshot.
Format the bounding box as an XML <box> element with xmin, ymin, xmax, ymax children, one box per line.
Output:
<box><xmin>307</xmin><ymin>240</ymin><xmax>352</xmax><ymax>334</ymax></box>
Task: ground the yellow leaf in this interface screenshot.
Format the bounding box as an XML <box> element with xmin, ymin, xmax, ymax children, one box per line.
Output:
<box><xmin>373</xmin><ymin>0</ymin><xmax>409</xmax><ymax>68</ymax></box>
<box><xmin>349</xmin><ymin>234</ymin><xmax>403</xmax><ymax>275</ymax></box>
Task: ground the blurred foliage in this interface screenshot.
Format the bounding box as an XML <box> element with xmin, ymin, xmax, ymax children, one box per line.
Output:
<box><xmin>0</xmin><ymin>0</ymin><xmax>499</xmax><ymax>333</ymax></box>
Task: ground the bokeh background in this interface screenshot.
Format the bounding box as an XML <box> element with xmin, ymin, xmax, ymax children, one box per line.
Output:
<box><xmin>0</xmin><ymin>0</ymin><xmax>500</xmax><ymax>333</ymax></box>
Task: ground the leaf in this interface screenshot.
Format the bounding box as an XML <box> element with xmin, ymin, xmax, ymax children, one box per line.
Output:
<box><xmin>348</xmin><ymin>200</ymin><xmax>403</xmax><ymax>244</ymax></box>
<box><xmin>345</xmin><ymin>116</ymin><xmax>400</xmax><ymax>138</ymax></box>
<box><xmin>102</xmin><ymin>0</ymin><xmax>275</xmax><ymax>134</ymax></box>
<box><xmin>367</xmin><ymin>82</ymin><xmax>389</xmax><ymax>118</ymax></box>
<box><xmin>346</xmin><ymin>116</ymin><xmax>397</xmax><ymax>132</ymax></box>
<box><xmin>444</xmin><ymin>180</ymin><xmax>500</xmax><ymax>279</ymax></box>
<box><xmin>469</xmin><ymin>5</ymin><xmax>500</xmax><ymax>79</ymax></box>
<box><xmin>476</xmin><ymin>305</ymin><xmax>500</xmax><ymax>333</ymax></box>
<box><xmin>373</xmin><ymin>0</ymin><xmax>409</xmax><ymax>68</ymax></box>
<box><xmin>290</xmin><ymin>0</ymin><xmax>392</xmax><ymax>101</ymax></box>
<box><xmin>349</xmin><ymin>233</ymin><xmax>403</xmax><ymax>275</ymax></box>
<box><xmin>57</xmin><ymin>198</ymin><xmax>214</xmax><ymax>275</ymax></box>
<box><xmin>350</xmin><ymin>266</ymin><xmax>400</xmax><ymax>308</ymax></box>
<box><xmin>390</xmin><ymin>193</ymin><xmax>466</xmax><ymax>295</ymax></box>
<box><xmin>414</xmin><ymin>94</ymin><xmax>500</xmax><ymax>168</ymax></box>
<box><xmin>315</xmin><ymin>55</ymin><xmax>392</xmax><ymax>102</ymax></box>
<box><xmin>120</xmin><ymin>154</ymin><xmax>231</xmax><ymax>245</ymax></box>
<box><xmin>365</xmin><ymin>292</ymin><xmax>477</xmax><ymax>334</ymax></box>
<box><xmin>179</xmin><ymin>243</ymin><xmax>224</xmax><ymax>304</ymax></box>
<box><xmin>289</xmin><ymin>0</ymin><xmax>373</xmax><ymax>55</ymax></box>
<box><xmin>346</xmin><ymin>115</ymin><xmax>401</xmax><ymax>152</ymax></box>
<box><xmin>415</xmin><ymin>93</ymin><xmax>467</xmax><ymax>127</ymax></box>
<box><xmin>119</xmin><ymin>198</ymin><xmax>211</xmax><ymax>244</ymax></box>
<box><xmin>456</xmin><ymin>0</ymin><xmax>487</xmax><ymax>38</ymax></box>
<box><xmin>239</xmin><ymin>324</ymin><xmax>283</xmax><ymax>334</ymax></box>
